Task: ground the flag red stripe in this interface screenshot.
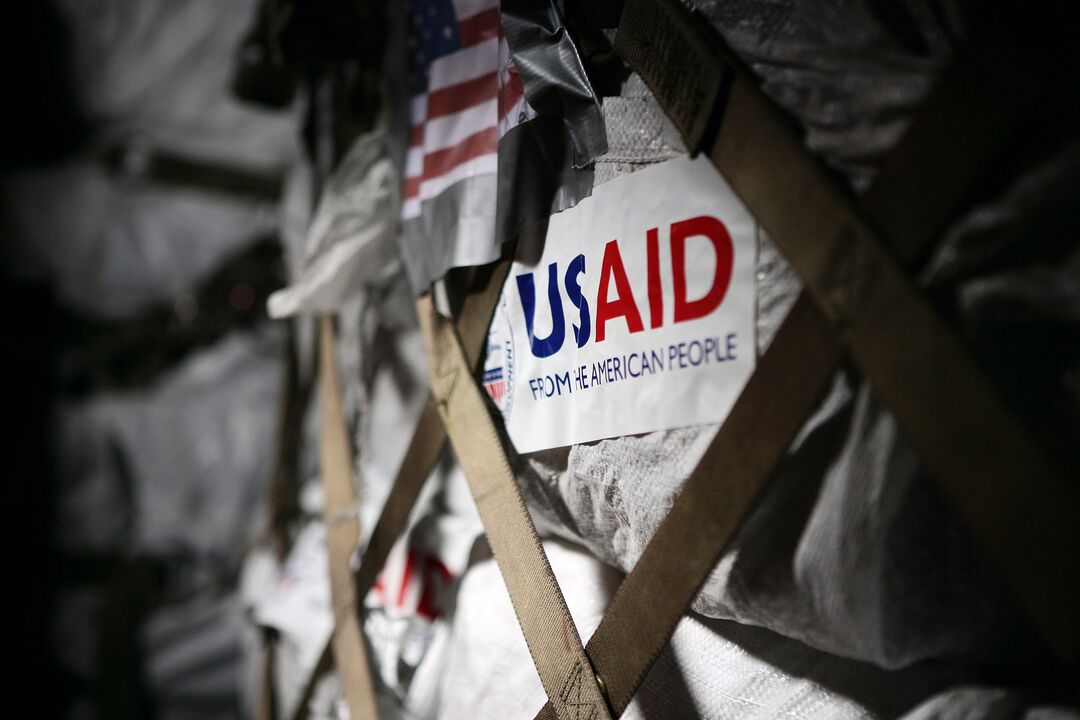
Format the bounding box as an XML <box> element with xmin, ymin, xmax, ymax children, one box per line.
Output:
<box><xmin>408</xmin><ymin>71</ymin><xmax>499</xmax><ymax>149</ymax></box>
<box><xmin>498</xmin><ymin>74</ymin><xmax>525</xmax><ymax>121</ymax></box>
<box><xmin>457</xmin><ymin>7</ymin><xmax>500</xmax><ymax>48</ymax></box>
<box><xmin>422</xmin><ymin>126</ymin><xmax>498</xmax><ymax>180</ymax></box>
<box><xmin>427</xmin><ymin>71</ymin><xmax>498</xmax><ymax>121</ymax></box>
<box><xmin>403</xmin><ymin>176</ymin><xmax>421</xmax><ymax>200</ymax></box>
<box><xmin>408</xmin><ymin>124</ymin><xmax>424</xmax><ymax>149</ymax></box>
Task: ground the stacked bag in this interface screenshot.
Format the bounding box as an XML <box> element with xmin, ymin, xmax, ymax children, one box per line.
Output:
<box><xmin>241</xmin><ymin>0</ymin><xmax>1079</xmax><ymax>718</ymax></box>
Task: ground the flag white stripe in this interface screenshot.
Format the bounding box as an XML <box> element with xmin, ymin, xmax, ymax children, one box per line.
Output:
<box><xmin>410</xmin><ymin>95</ymin><xmax>428</xmax><ymax>124</ymax></box>
<box><xmin>429</xmin><ymin>37</ymin><xmax>498</xmax><ymax>92</ymax></box>
<box><xmin>422</xmin><ymin>99</ymin><xmax>499</xmax><ymax>154</ymax></box>
<box><xmin>419</xmin><ymin>152</ymin><xmax>498</xmax><ymax>199</ymax></box>
<box><xmin>402</xmin><ymin>197</ymin><xmax>421</xmax><ymax>220</ymax></box>
<box><xmin>405</xmin><ymin>146</ymin><xmax>424</xmax><ymax>179</ymax></box>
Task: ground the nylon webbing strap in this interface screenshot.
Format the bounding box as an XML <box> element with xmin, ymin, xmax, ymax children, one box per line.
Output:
<box><xmin>353</xmin><ymin>397</ymin><xmax>442</xmax><ymax>595</ymax></box>
<box><xmin>356</xmin><ymin>261</ymin><xmax>512</xmax><ymax>598</ymax></box>
<box><xmin>625</xmin><ymin>0</ymin><xmax>1080</xmax><ymax>665</ymax></box>
<box><xmin>530</xmin><ymin>3</ymin><xmax>1079</xmax><ymax>718</ymax></box>
<box><xmin>532</xmin><ymin>294</ymin><xmax>841</xmax><ymax>720</ymax></box>
<box><xmin>293</xmin><ymin>262</ymin><xmax>512</xmax><ymax>720</ymax></box>
<box><xmin>318</xmin><ymin>317</ymin><xmax>378</xmax><ymax>720</ymax></box>
<box><xmin>418</xmin><ymin>294</ymin><xmax>614</xmax><ymax>720</ymax></box>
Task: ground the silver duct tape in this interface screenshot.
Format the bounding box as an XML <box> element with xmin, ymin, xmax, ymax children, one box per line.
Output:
<box><xmin>501</xmin><ymin>0</ymin><xmax>609</xmax><ymax>168</ymax></box>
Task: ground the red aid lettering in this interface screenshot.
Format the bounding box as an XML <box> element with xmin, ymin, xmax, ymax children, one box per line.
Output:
<box><xmin>595</xmin><ymin>239</ymin><xmax>644</xmax><ymax>342</ymax></box>
<box><xmin>671</xmin><ymin>215</ymin><xmax>734</xmax><ymax>323</ymax></box>
<box><xmin>646</xmin><ymin>227</ymin><xmax>663</xmax><ymax>329</ymax></box>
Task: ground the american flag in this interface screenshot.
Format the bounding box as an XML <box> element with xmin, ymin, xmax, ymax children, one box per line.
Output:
<box><xmin>403</xmin><ymin>0</ymin><xmax>534</xmax><ymax>221</ymax></box>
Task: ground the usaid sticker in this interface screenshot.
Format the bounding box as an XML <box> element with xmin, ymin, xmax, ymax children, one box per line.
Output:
<box><xmin>485</xmin><ymin>155</ymin><xmax>756</xmax><ymax>453</ymax></box>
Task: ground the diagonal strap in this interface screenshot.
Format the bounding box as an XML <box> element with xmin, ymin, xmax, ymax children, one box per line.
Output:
<box><xmin>533</xmin><ymin>2</ymin><xmax>1077</xmax><ymax>718</ymax></box>
<box><xmin>289</xmin><ymin>640</ymin><xmax>333</xmax><ymax>720</ymax></box>
<box><xmin>657</xmin><ymin>0</ymin><xmax>1080</xmax><ymax>667</ymax></box>
<box><xmin>355</xmin><ymin>262</ymin><xmax>513</xmax><ymax>609</ymax></box>
<box><xmin>353</xmin><ymin>398</ymin><xmax>444</xmax><ymax>597</ymax></box>
<box><xmin>318</xmin><ymin>316</ymin><xmax>379</xmax><ymax>720</ymax></box>
<box><xmin>292</xmin><ymin>261</ymin><xmax>512</xmax><ymax>720</ymax></box>
<box><xmin>539</xmin><ymin>294</ymin><xmax>842</xmax><ymax>720</ymax></box>
<box><xmin>419</xmin><ymin>294</ymin><xmax>614</xmax><ymax>720</ymax></box>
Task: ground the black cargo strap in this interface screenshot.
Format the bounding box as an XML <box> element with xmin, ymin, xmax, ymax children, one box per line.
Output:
<box><xmin>531</xmin><ymin>1</ymin><xmax>1078</xmax><ymax>717</ymax></box>
<box><xmin>256</xmin><ymin>628</ymin><xmax>278</xmax><ymax>720</ymax></box>
<box><xmin>103</xmin><ymin>143</ymin><xmax>284</xmax><ymax>202</ymax></box>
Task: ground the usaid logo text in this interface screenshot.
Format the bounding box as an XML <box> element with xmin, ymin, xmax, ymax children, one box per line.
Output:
<box><xmin>515</xmin><ymin>215</ymin><xmax>734</xmax><ymax>358</ymax></box>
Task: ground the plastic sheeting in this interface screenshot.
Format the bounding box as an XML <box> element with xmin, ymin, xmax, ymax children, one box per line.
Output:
<box><xmin>57</xmin><ymin>327</ymin><xmax>282</xmax><ymax>564</ymax></box>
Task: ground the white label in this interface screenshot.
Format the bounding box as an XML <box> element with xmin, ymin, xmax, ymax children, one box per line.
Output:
<box><xmin>484</xmin><ymin>155</ymin><xmax>756</xmax><ymax>453</ymax></box>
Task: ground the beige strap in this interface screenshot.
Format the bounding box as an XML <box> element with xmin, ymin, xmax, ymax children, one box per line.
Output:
<box><xmin>294</xmin><ymin>261</ymin><xmax>513</xmax><ymax>720</ymax></box>
<box><xmin>534</xmin><ymin>294</ymin><xmax>841</xmax><ymax>720</ymax></box>
<box><xmin>355</xmin><ymin>261</ymin><xmax>512</xmax><ymax>598</ymax></box>
<box><xmin>418</xmin><ymin>294</ymin><xmax>614</xmax><ymax>720</ymax></box>
<box><xmin>318</xmin><ymin>316</ymin><xmax>379</xmax><ymax>720</ymax></box>
<box><xmin>689</xmin><ymin>2</ymin><xmax>1080</xmax><ymax>668</ymax></box>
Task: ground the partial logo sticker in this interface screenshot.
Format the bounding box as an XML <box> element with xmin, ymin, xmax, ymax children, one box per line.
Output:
<box><xmin>483</xmin><ymin>296</ymin><xmax>515</xmax><ymax>416</ymax></box>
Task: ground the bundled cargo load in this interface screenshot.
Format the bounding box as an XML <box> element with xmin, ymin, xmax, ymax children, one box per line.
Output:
<box><xmin>216</xmin><ymin>0</ymin><xmax>1080</xmax><ymax>718</ymax></box>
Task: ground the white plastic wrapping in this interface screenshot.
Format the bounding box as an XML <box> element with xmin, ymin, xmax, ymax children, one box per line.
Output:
<box><xmin>440</xmin><ymin>538</ymin><xmax>982</xmax><ymax>720</ymax></box>
<box><xmin>268</xmin><ymin>129</ymin><xmax>402</xmax><ymax>319</ymax></box>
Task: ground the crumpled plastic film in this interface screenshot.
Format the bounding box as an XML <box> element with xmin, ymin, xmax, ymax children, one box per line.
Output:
<box><xmin>695</xmin><ymin>0</ymin><xmax>961</xmax><ymax>190</ymax></box>
<box><xmin>267</xmin><ymin>128</ymin><xmax>402</xmax><ymax>318</ymax></box>
<box><xmin>501</xmin><ymin>0</ymin><xmax>609</xmax><ymax>167</ymax></box>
